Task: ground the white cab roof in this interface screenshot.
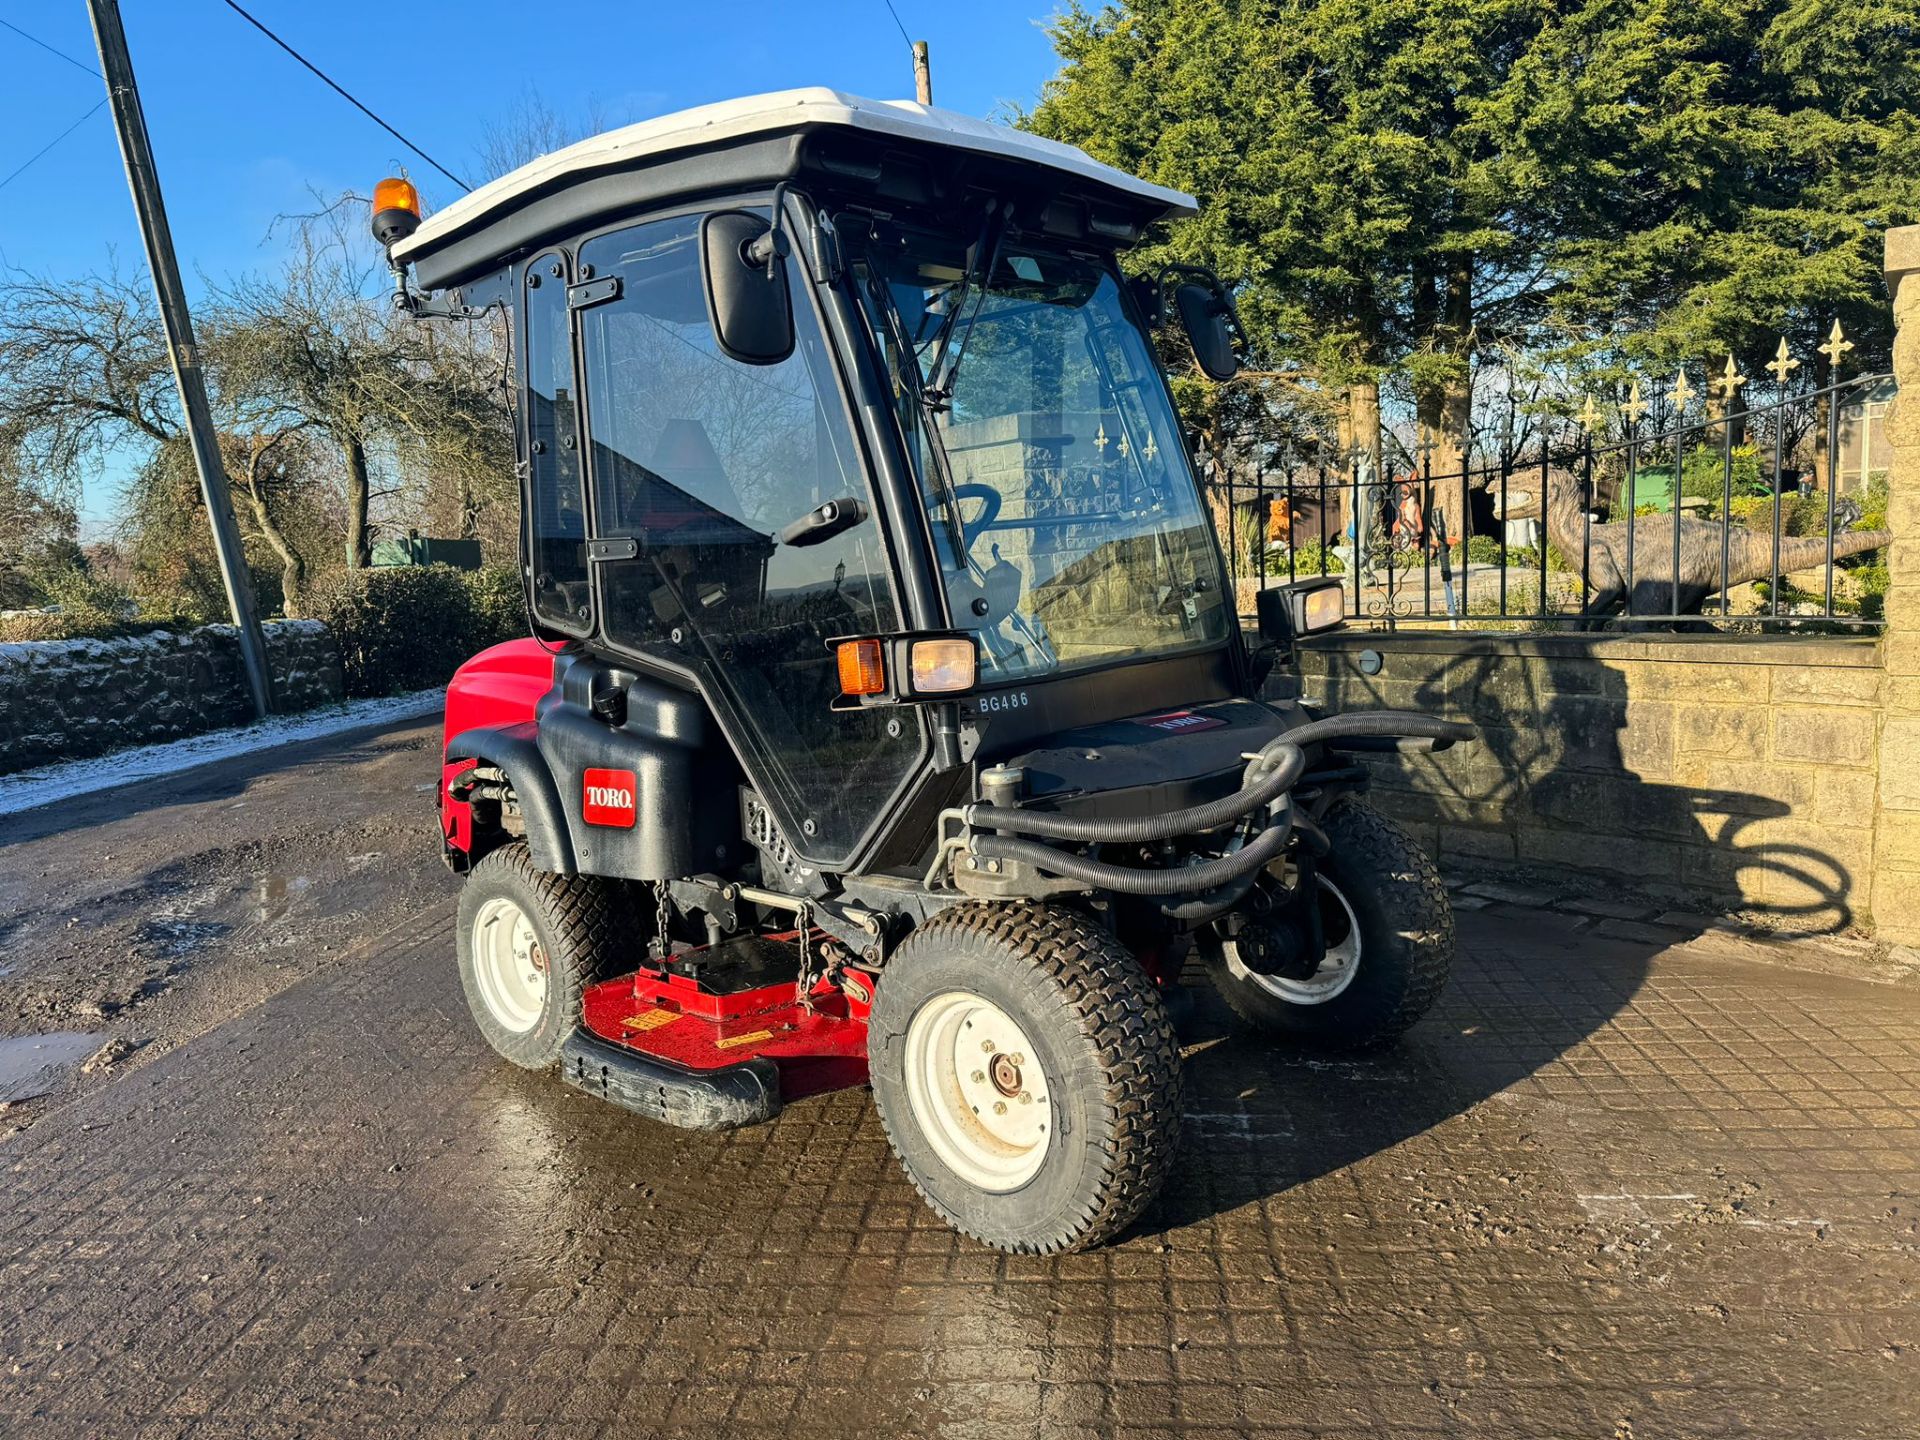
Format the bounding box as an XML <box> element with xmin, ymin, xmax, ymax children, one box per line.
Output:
<box><xmin>392</xmin><ymin>87</ymin><xmax>1196</xmax><ymax>262</ymax></box>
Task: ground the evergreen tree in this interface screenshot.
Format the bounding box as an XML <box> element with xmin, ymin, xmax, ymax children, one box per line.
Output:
<box><xmin>1024</xmin><ymin>0</ymin><xmax>1920</xmax><ymax>470</ymax></box>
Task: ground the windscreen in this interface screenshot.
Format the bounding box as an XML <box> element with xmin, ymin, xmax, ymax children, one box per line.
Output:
<box><xmin>856</xmin><ymin>230</ymin><xmax>1229</xmax><ymax>682</ymax></box>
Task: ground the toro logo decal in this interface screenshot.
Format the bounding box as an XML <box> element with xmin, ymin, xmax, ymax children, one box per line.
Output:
<box><xmin>1138</xmin><ymin>710</ymin><xmax>1228</xmax><ymax>734</ymax></box>
<box><xmin>582</xmin><ymin>768</ymin><xmax>638</xmax><ymax>828</ymax></box>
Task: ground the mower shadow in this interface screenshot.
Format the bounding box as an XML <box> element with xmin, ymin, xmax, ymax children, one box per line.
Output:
<box><xmin>1138</xmin><ymin>905</ymin><xmax>1664</xmax><ymax>1238</ymax></box>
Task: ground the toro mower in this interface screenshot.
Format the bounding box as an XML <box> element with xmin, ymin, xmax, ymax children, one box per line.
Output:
<box><xmin>375</xmin><ymin>90</ymin><xmax>1472</xmax><ymax>1254</ymax></box>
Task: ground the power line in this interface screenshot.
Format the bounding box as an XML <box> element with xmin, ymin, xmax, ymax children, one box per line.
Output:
<box><xmin>0</xmin><ymin>16</ymin><xmax>103</xmax><ymax>79</ymax></box>
<box><xmin>214</xmin><ymin>0</ymin><xmax>472</xmax><ymax>192</ymax></box>
<box><xmin>878</xmin><ymin>0</ymin><xmax>912</xmax><ymax>46</ymax></box>
<box><xmin>0</xmin><ymin>97</ymin><xmax>109</xmax><ymax>194</ymax></box>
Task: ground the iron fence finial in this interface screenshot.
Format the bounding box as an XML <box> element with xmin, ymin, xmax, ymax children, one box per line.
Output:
<box><xmin>1765</xmin><ymin>337</ymin><xmax>1801</xmax><ymax>385</ymax></box>
<box><xmin>1713</xmin><ymin>355</ymin><xmax>1748</xmax><ymax>402</ymax></box>
<box><xmin>1819</xmin><ymin>319</ymin><xmax>1854</xmax><ymax>371</ymax></box>
<box><xmin>1667</xmin><ymin>368</ymin><xmax>1695</xmax><ymax>412</ymax></box>
<box><xmin>1620</xmin><ymin>380</ymin><xmax>1648</xmax><ymax>424</ymax></box>
<box><xmin>1577</xmin><ymin>395</ymin><xmax>1600</xmax><ymax>432</ymax></box>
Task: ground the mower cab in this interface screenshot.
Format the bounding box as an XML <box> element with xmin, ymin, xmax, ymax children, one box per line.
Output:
<box><xmin>379</xmin><ymin>90</ymin><xmax>1470</xmax><ymax>1252</ymax></box>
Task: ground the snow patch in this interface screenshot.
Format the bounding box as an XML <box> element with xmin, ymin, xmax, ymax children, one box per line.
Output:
<box><xmin>0</xmin><ymin>691</ymin><xmax>440</xmax><ymax>817</ymax></box>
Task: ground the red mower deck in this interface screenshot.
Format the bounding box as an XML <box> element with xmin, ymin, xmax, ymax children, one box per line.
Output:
<box><xmin>579</xmin><ymin>932</ymin><xmax>870</xmax><ymax>1101</ymax></box>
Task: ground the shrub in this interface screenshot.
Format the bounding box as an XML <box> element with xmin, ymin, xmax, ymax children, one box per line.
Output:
<box><xmin>461</xmin><ymin>564</ymin><xmax>527</xmax><ymax>649</ymax></box>
<box><xmin>0</xmin><ymin>562</ymin><xmax>161</xmax><ymax>643</ymax></box>
<box><xmin>1269</xmin><ymin>541</ymin><xmax>1344</xmax><ymax>576</ymax></box>
<box><xmin>1729</xmin><ymin>492</ymin><xmax>1829</xmax><ymax>537</ymax></box>
<box><xmin>1450</xmin><ymin>534</ymin><xmax>1504</xmax><ymax>567</ymax></box>
<box><xmin>307</xmin><ymin>564</ymin><xmax>526</xmax><ymax>697</ymax></box>
<box><xmin>1679</xmin><ymin>443</ymin><xmax>1769</xmax><ymax>503</ymax></box>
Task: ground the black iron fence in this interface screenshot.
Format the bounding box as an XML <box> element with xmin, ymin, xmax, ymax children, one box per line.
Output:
<box><xmin>1211</xmin><ymin>341</ymin><xmax>1893</xmax><ymax>631</ymax></box>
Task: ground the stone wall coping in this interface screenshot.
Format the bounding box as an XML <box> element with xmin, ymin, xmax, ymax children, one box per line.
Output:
<box><xmin>1886</xmin><ymin>223</ymin><xmax>1920</xmax><ymax>297</ymax></box>
<box><xmin>1295</xmin><ymin>630</ymin><xmax>1882</xmax><ymax>669</ymax></box>
<box><xmin>0</xmin><ymin>616</ymin><xmax>321</xmax><ymax>665</ymax></box>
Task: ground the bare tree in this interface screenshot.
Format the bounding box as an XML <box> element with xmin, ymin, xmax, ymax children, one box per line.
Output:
<box><xmin>211</xmin><ymin>200</ymin><xmax>514</xmax><ymax>572</ymax></box>
<box><xmin>474</xmin><ymin>91</ymin><xmax>624</xmax><ymax>182</ymax></box>
<box><xmin>0</xmin><ymin>264</ymin><xmax>178</xmax><ymax>494</ymax></box>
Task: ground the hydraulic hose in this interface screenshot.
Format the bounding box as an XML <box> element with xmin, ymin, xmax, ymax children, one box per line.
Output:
<box><xmin>969</xmin><ymin>820</ymin><xmax>1292</xmax><ymax>897</ymax></box>
<box><xmin>1269</xmin><ymin>710</ymin><xmax>1476</xmax><ymax>753</ymax></box>
<box><xmin>966</xmin><ymin>747</ymin><xmax>1306</xmax><ymax>843</ymax></box>
<box><xmin>957</xmin><ymin>708</ymin><xmax>1472</xmax><ymax>902</ymax></box>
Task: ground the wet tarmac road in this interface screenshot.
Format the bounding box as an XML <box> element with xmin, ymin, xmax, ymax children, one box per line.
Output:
<box><xmin>3</xmin><ymin>722</ymin><xmax>1919</xmax><ymax>1437</ymax></box>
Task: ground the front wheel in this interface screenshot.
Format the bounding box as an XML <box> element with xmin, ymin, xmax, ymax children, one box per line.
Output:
<box><xmin>1208</xmin><ymin>798</ymin><xmax>1452</xmax><ymax>1050</ymax></box>
<box><xmin>869</xmin><ymin>902</ymin><xmax>1182</xmax><ymax>1254</ymax></box>
<box><xmin>454</xmin><ymin>842</ymin><xmax>635</xmax><ymax>1069</ymax></box>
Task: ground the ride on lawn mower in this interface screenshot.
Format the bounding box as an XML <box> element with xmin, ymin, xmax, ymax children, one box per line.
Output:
<box><xmin>375</xmin><ymin>90</ymin><xmax>1473</xmax><ymax>1253</ymax></box>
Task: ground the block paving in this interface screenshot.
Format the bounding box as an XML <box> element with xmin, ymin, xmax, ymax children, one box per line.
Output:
<box><xmin>3</xmin><ymin>903</ymin><xmax>1917</xmax><ymax>1437</ymax></box>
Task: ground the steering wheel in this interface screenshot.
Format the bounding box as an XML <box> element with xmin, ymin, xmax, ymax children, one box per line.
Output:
<box><xmin>940</xmin><ymin>483</ymin><xmax>1003</xmax><ymax>549</ymax></box>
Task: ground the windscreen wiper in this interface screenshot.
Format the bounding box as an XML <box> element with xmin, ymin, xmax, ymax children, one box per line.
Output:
<box><xmin>922</xmin><ymin>200</ymin><xmax>1008</xmax><ymax>413</ymax></box>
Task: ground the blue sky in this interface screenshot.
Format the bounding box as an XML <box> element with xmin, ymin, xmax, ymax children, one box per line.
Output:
<box><xmin>0</xmin><ymin>0</ymin><xmax>1070</xmax><ymax>524</ymax></box>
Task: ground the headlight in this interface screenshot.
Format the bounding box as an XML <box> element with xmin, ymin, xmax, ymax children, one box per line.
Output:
<box><xmin>1296</xmin><ymin>582</ymin><xmax>1345</xmax><ymax>634</ymax></box>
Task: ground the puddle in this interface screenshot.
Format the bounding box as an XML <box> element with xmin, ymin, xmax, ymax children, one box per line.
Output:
<box><xmin>0</xmin><ymin>1031</ymin><xmax>100</xmax><ymax>1103</ymax></box>
<box><xmin>255</xmin><ymin>874</ymin><xmax>313</xmax><ymax>923</ymax></box>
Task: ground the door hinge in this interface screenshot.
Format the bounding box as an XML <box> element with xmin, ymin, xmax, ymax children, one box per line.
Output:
<box><xmin>568</xmin><ymin>276</ymin><xmax>622</xmax><ymax>310</ymax></box>
<box><xmin>587</xmin><ymin>537</ymin><xmax>639</xmax><ymax>562</ymax></box>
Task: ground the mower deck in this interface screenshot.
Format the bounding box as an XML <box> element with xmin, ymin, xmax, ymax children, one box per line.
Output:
<box><xmin>576</xmin><ymin>932</ymin><xmax>870</xmax><ymax>1119</ymax></box>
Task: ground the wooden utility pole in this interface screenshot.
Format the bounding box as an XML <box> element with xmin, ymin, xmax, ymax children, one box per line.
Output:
<box><xmin>88</xmin><ymin>0</ymin><xmax>274</xmax><ymax>718</ymax></box>
<box><xmin>913</xmin><ymin>41</ymin><xmax>933</xmax><ymax>106</ymax></box>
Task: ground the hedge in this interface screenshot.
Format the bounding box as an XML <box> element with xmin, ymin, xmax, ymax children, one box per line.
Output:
<box><xmin>307</xmin><ymin>564</ymin><xmax>527</xmax><ymax>697</ymax></box>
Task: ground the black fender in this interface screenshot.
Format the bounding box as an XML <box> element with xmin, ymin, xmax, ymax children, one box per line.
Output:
<box><xmin>446</xmin><ymin>721</ymin><xmax>579</xmax><ymax>875</ymax></box>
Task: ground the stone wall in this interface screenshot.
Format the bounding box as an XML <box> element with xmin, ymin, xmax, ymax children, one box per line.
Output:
<box><xmin>0</xmin><ymin>620</ymin><xmax>344</xmax><ymax>776</ymax></box>
<box><xmin>1874</xmin><ymin>230</ymin><xmax>1920</xmax><ymax>939</ymax></box>
<box><xmin>1290</xmin><ymin>632</ymin><xmax>1884</xmax><ymax>931</ymax></box>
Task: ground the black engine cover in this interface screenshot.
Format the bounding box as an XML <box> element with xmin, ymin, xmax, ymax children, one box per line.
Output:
<box><xmin>996</xmin><ymin>698</ymin><xmax>1297</xmax><ymax>819</ymax></box>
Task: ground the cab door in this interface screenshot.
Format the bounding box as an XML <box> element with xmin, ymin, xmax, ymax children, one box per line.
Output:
<box><xmin>571</xmin><ymin>205</ymin><xmax>925</xmax><ymax>866</ymax></box>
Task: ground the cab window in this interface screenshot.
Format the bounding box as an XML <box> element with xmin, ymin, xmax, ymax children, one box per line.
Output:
<box><xmin>575</xmin><ymin>210</ymin><xmax>919</xmax><ymax>859</ymax></box>
<box><xmin>523</xmin><ymin>253</ymin><xmax>590</xmax><ymax>630</ymax></box>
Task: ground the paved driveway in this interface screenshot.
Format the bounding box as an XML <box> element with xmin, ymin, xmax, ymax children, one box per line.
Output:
<box><xmin>2</xmin><ymin>722</ymin><xmax>1917</xmax><ymax>1437</ymax></box>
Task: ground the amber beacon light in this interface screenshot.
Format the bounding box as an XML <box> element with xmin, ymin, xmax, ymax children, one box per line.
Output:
<box><xmin>371</xmin><ymin>176</ymin><xmax>422</xmax><ymax>248</ymax></box>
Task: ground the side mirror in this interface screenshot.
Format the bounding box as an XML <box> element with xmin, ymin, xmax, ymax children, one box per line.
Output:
<box><xmin>1174</xmin><ymin>280</ymin><xmax>1239</xmax><ymax>381</ymax></box>
<box><xmin>701</xmin><ymin>210</ymin><xmax>794</xmax><ymax>366</ymax></box>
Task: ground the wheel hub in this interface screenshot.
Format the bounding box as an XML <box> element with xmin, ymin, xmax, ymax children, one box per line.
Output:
<box><xmin>902</xmin><ymin>991</ymin><xmax>1051</xmax><ymax>1192</ymax></box>
<box><xmin>988</xmin><ymin>1052</ymin><xmax>1023</xmax><ymax>1096</ymax></box>
<box><xmin>1234</xmin><ymin>916</ymin><xmax>1316</xmax><ymax>979</ymax></box>
<box><xmin>1228</xmin><ymin>877</ymin><xmax>1363</xmax><ymax>1005</ymax></box>
<box><xmin>471</xmin><ymin>896</ymin><xmax>549</xmax><ymax>1034</ymax></box>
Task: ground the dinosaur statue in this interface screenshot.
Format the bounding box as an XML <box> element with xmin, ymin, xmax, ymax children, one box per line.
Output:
<box><xmin>1499</xmin><ymin>471</ymin><xmax>1890</xmax><ymax>620</ymax></box>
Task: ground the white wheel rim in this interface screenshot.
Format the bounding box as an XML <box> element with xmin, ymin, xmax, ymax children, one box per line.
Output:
<box><xmin>901</xmin><ymin>991</ymin><xmax>1052</xmax><ymax>1192</ymax></box>
<box><xmin>471</xmin><ymin>896</ymin><xmax>549</xmax><ymax>1033</ymax></box>
<box><xmin>1228</xmin><ymin>877</ymin><xmax>1363</xmax><ymax>1005</ymax></box>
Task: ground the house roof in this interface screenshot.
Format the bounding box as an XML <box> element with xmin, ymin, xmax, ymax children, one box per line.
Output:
<box><xmin>390</xmin><ymin>88</ymin><xmax>1196</xmax><ymax>277</ymax></box>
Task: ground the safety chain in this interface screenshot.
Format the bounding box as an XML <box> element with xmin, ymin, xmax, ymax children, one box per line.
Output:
<box><xmin>793</xmin><ymin>898</ymin><xmax>819</xmax><ymax>1014</ymax></box>
<box><xmin>652</xmin><ymin>880</ymin><xmax>673</xmax><ymax>962</ymax></box>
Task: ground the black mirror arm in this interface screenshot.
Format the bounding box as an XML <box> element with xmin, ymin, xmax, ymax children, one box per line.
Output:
<box><xmin>744</xmin><ymin>182</ymin><xmax>793</xmax><ymax>278</ymax></box>
<box><xmin>1159</xmin><ymin>262</ymin><xmax>1248</xmax><ymax>346</ymax></box>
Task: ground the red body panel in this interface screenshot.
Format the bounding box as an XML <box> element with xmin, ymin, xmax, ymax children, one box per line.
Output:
<box><xmin>439</xmin><ymin>638</ymin><xmax>553</xmax><ymax>855</ymax></box>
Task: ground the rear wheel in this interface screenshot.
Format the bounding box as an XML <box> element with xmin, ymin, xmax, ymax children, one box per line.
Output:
<box><xmin>869</xmin><ymin>902</ymin><xmax>1182</xmax><ymax>1254</ymax></box>
<box><xmin>1208</xmin><ymin>798</ymin><xmax>1452</xmax><ymax>1050</ymax></box>
<box><xmin>455</xmin><ymin>842</ymin><xmax>634</xmax><ymax>1069</ymax></box>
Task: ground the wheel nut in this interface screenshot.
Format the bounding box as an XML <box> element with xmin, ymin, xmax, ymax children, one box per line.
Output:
<box><xmin>1009</xmin><ymin>1053</ymin><xmax>1025</xmax><ymax>1066</ymax></box>
<box><xmin>971</xmin><ymin>1070</ymin><xmax>986</xmax><ymax>1084</ymax></box>
<box><xmin>993</xmin><ymin>1101</ymin><xmax>1008</xmax><ymax>1115</ymax></box>
<box><xmin>1018</xmin><ymin>1092</ymin><xmax>1033</xmax><ymax>1104</ymax></box>
<box><xmin>981</xmin><ymin>1039</ymin><xmax>994</xmax><ymax>1053</ymax></box>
